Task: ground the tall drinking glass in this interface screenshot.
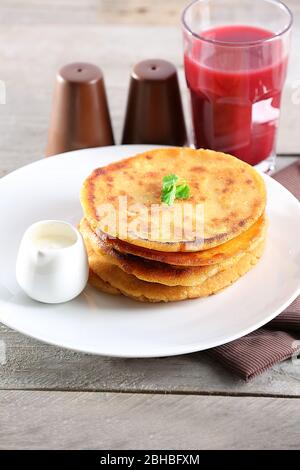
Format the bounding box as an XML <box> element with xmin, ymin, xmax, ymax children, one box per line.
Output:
<box><xmin>182</xmin><ymin>0</ymin><xmax>292</xmax><ymax>172</ymax></box>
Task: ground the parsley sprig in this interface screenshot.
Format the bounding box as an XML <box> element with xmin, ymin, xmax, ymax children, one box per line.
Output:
<box><xmin>161</xmin><ymin>174</ymin><xmax>190</xmax><ymax>206</ymax></box>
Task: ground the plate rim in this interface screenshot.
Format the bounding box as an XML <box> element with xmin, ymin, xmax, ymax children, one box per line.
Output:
<box><xmin>0</xmin><ymin>284</ymin><xmax>300</xmax><ymax>358</ymax></box>
<box><xmin>0</xmin><ymin>145</ymin><xmax>299</xmax><ymax>358</ymax></box>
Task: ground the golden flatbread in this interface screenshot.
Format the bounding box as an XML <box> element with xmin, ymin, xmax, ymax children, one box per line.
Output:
<box><xmin>84</xmin><ymin>214</ymin><xmax>266</xmax><ymax>267</ymax></box>
<box><xmin>80</xmin><ymin>217</ymin><xmax>266</xmax><ymax>287</ymax></box>
<box><xmin>88</xmin><ymin>240</ymin><xmax>266</xmax><ymax>303</ymax></box>
<box><xmin>81</xmin><ymin>147</ymin><xmax>266</xmax><ymax>252</ymax></box>
<box><xmin>89</xmin><ymin>270</ymin><xmax>121</xmax><ymax>296</ymax></box>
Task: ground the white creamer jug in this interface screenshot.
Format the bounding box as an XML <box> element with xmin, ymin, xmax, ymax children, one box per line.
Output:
<box><xmin>16</xmin><ymin>220</ymin><xmax>89</xmax><ymax>303</ymax></box>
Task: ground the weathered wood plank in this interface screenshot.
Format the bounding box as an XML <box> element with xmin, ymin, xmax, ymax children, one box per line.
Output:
<box><xmin>0</xmin><ymin>2</ymin><xmax>299</xmax><ymax>400</ymax></box>
<box><xmin>0</xmin><ymin>323</ymin><xmax>300</xmax><ymax>396</ymax></box>
<box><xmin>0</xmin><ymin>25</ymin><xmax>183</xmax><ymax>176</ymax></box>
<box><xmin>0</xmin><ymin>390</ymin><xmax>299</xmax><ymax>449</ymax></box>
<box><xmin>0</xmin><ymin>23</ymin><xmax>299</xmax><ymax>178</ymax></box>
<box><xmin>0</xmin><ymin>0</ymin><xmax>298</xmax><ymax>26</ymax></box>
<box><xmin>0</xmin><ymin>0</ymin><xmax>99</xmax><ymax>24</ymax></box>
<box><xmin>98</xmin><ymin>0</ymin><xmax>189</xmax><ymax>26</ymax></box>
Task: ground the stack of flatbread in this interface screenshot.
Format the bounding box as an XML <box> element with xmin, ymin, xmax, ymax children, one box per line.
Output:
<box><xmin>80</xmin><ymin>148</ymin><xmax>267</xmax><ymax>302</ymax></box>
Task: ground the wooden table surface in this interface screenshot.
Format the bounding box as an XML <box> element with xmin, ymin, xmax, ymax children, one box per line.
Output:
<box><xmin>0</xmin><ymin>1</ymin><xmax>300</xmax><ymax>450</ymax></box>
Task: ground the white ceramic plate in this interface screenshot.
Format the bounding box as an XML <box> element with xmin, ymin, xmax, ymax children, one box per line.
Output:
<box><xmin>0</xmin><ymin>145</ymin><xmax>299</xmax><ymax>358</ymax></box>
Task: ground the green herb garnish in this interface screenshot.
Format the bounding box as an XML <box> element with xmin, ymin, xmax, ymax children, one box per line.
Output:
<box><xmin>161</xmin><ymin>174</ymin><xmax>191</xmax><ymax>206</ymax></box>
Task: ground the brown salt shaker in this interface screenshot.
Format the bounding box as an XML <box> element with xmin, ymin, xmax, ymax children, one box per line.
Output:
<box><xmin>122</xmin><ymin>59</ymin><xmax>187</xmax><ymax>146</ymax></box>
<box><xmin>46</xmin><ymin>62</ymin><xmax>114</xmax><ymax>156</ymax></box>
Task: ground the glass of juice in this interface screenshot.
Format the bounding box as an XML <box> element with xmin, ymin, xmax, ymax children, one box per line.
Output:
<box><xmin>182</xmin><ymin>0</ymin><xmax>292</xmax><ymax>172</ymax></box>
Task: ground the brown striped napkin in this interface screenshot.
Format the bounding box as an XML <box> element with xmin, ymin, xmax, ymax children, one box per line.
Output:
<box><xmin>208</xmin><ymin>160</ymin><xmax>300</xmax><ymax>380</ymax></box>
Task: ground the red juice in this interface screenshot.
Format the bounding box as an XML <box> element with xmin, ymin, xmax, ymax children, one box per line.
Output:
<box><xmin>184</xmin><ymin>25</ymin><xmax>288</xmax><ymax>165</ymax></box>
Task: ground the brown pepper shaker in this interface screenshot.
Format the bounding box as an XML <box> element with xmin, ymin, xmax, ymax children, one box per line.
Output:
<box><xmin>46</xmin><ymin>62</ymin><xmax>114</xmax><ymax>156</ymax></box>
<box><xmin>122</xmin><ymin>59</ymin><xmax>187</xmax><ymax>146</ymax></box>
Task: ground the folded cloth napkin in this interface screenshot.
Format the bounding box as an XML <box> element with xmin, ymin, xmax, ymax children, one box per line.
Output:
<box><xmin>208</xmin><ymin>160</ymin><xmax>300</xmax><ymax>380</ymax></box>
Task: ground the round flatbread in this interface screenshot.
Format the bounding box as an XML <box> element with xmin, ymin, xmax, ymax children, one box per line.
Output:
<box><xmin>89</xmin><ymin>270</ymin><xmax>121</xmax><ymax>296</ymax></box>
<box><xmin>81</xmin><ymin>147</ymin><xmax>266</xmax><ymax>252</ymax></box>
<box><xmin>80</xmin><ymin>217</ymin><xmax>266</xmax><ymax>286</ymax></box>
<box><xmin>83</xmin><ymin>214</ymin><xmax>266</xmax><ymax>267</ymax></box>
<box><xmin>88</xmin><ymin>239</ymin><xmax>265</xmax><ymax>303</ymax></box>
